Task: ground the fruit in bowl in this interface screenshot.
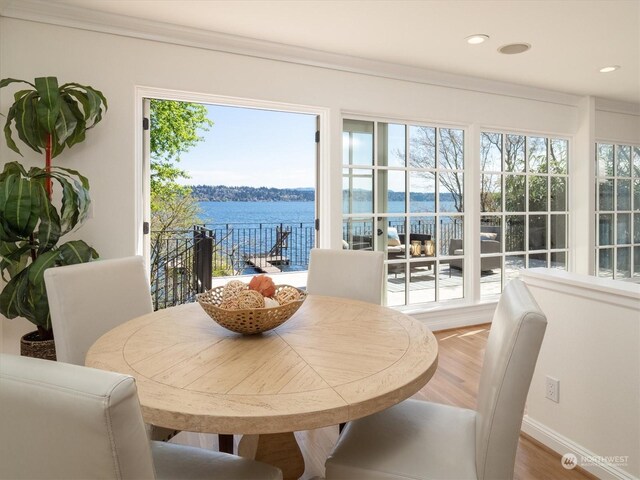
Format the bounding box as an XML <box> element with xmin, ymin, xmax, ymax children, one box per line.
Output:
<box><xmin>197</xmin><ymin>275</ymin><xmax>306</xmax><ymax>335</ymax></box>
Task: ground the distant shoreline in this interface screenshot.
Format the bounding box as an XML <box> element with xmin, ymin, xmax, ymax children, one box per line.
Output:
<box><xmin>191</xmin><ymin>185</ymin><xmax>314</xmax><ymax>202</ymax></box>
<box><xmin>191</xmin><ymin>185</ymin><xmax>456</xmax><ymax>203</ymax></box>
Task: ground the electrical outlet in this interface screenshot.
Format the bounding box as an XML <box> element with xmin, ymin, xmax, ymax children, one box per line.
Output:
<box><xmin>545</xmin><ymin>376</ymin><xmax>559</xmax><ymax>403</ymax></box>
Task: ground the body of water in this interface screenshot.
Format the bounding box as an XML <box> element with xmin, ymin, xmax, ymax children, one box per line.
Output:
<box><xmin>197</xmin><ymin>200</ymin><xmax>459</xmax><ymax>226</ymax></box>
<box><xmin>198</xmin><ymin>201</ymin><xmax>315</xmax><ymax>226</ymax></box>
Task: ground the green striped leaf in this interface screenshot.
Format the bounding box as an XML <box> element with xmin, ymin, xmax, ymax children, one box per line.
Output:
<box><xmin>0</xmin><ymin>268</ymin><xmax>28</xmax><ymax>319</ymax></box>
<box><xmin>62</xmin><ymin>89</ymin><xmax>90</xmax><ymax>119</ymax></box>
<box><xmin>65</xmin><ymin>124</ymin><xmax>86</xmax><ymax>148</ymax></box>
<box><xmin>50</xmin><ymin>134</ymin><xmax>65</xmax><ymax>158</ymax></box>
<box><xmin>54</xmin><ymin>166</ymin><xmax>90</xmax><ymax>191</ymax></box>
<box><xmin>55</xmin><ymin>98</ymin><xmax>78</xmax><ymax>143</ymax></box>
<box><xmin>28</xmin><ymin>167</ymin><xmax>91</xmax><ymax>234</ymax></box>
<box><xmin>62</xmin><ymin>97</ymin><xmax>87</xmax><ymax>148</ymax></box>
<box><xmin>29</xmin><ymin>279</ymin><xmax>51</xmax><ymax>330</ymax></box>
<box><xmin>34</xmin><ymin>77</ymin><xmax>61</xmax><ymax>133</ymax></box>
<box><xmin>4</xmin><ymin>104</ymin><xmax>23</xmax><ymax>155</ymax></box>
<box><xmin>0</xmin><ymin>78</ymin><xmax>35</xmax><ymax>89</ymax></box>
<box><xmin>0</xmin><ymin>220</ymin><xmax>22</xmax><ymax>243</ymax></box>
<box><xmin>0</xmin><ymin>172</ymin><xmax>18</xmax><ymax>211</ymax></box>
<box><xmin>55</xmin><ymin>175</ymin><xmax>80</xmax><ymax>233</ymax></box>
<box><xmin>13</xmin><ymin>89</ymin><xmax>31</xmax><ymax>102</ymax></box>
<box><xmin>5</xmin><ymin>177</ymin><xmax>40</xmax><ymax>236</ymax></box>
<box><xmin>14</xmin><ymin>92</ymin><xmax>43</xmax><ymax>153</ymax></box>
<box><xmin>36</xmin><ymin>184</ymin><xmax>61</xmax><ymax>252</ymax></box>
<box><xmin>58</xmin><ymin>240</ymin><xmax>97</xmax><ymax>266</ymax></box>
<box><xmin>61</xmin><ymin>83</ymin><xmax>107</xmax><ymax>126</ymax></box>
<box><xmin>27</xmin><ymin>250</ymin><xmax>59</xmax><ymax>285</ymax></box>
<box><xmin>0</xmin><ymin>161</ymin><xmax>28</xmax><ymax>179</ymax></box>
<box><xmin>0</xmin><ymin>241</ymin><xmax>31</xmax><ymax>263</ymax></box>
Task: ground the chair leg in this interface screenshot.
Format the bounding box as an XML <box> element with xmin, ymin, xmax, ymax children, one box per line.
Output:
<box><xmin>219</xmin><ymin>434</ymin><xmax>234</xmax><ymax>454</ymax></box>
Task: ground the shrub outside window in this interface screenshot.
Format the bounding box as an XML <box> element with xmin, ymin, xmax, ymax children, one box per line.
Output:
<box><xmin>479</xmin><ymin>132</ymin><xmax>570</xmax><ymax>298</ymax></box>
<box><xmin>595</xmin><ymin>143</ymin><xmax>640</xmax><ymax>279</ymax></box>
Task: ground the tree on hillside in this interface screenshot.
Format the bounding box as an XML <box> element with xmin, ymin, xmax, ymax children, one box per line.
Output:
<box><xmin>150</xmin><ymin>99</ymin><xmax>214</xmax><ymax>201</ymax></box>
<box><xmin>149</xmin><ymin>100</ymin><xmax>215</xmax><ymax>302</ymax></box>
<box><xmin>149</xmin><ymin>99</ymin><xmax>214</xmax><ymax>236</ymax></box>
<box><xmin>404</xmin><ymin>127</ymin><xmax>465</xmax><ymax>212</ymax></box>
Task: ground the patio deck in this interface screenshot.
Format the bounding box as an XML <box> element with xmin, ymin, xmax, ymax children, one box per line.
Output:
<box><xmin>211</xmin><ymin>264</ymin><xmax>507</xmax><ymax>306</ymax></box>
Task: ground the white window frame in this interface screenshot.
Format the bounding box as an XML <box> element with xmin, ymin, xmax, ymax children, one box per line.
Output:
<box><xmin>477</xmin><ymin>129</ymin><xmax>571</xmax><ymax>300</ymax></box>
<box><xmin>341</xmin><ymin>114</ymin><xmax>468</xmax><ymax>309</ymax></box>
<box><xmin>594</xmin><ymin>142</ymin><xmax>640</xmax><ymax>279</ymax></box>
<box><xmin>134</xmin><ymin>86</ymin><xmax>331</xmax><ymax>270</ymax></box>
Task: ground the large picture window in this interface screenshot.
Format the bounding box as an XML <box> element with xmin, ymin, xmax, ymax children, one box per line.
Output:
<box><xmin>595</xmin><ymin>143</ymin><xmax>640</xmax><ymax>279</ymax></box>
<box><xmin>343</xmin><ymin>119</ymin><xmax>465</xmax><ymax>307</ymax></box>
<box><xmin>479</xmin><ymin>132</ymin><xmax>569</xmax><ymax>298</ymax></box>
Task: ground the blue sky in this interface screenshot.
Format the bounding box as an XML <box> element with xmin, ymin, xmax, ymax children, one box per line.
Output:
<box><xmin>176</xmin><ymin>104</ymin><xmax>317</xmax><ymax>189</ymax></box>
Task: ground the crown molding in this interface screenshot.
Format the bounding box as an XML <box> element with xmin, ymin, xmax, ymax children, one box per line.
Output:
<box><xmin>1</xmin><ymin>0</ymin><xmax>585</xmax><ymax>108</ymax></box>
<box><xmin>595</xmin><ymin>97</ymin><xmax>640</xmax><ymax>116</ymax></box>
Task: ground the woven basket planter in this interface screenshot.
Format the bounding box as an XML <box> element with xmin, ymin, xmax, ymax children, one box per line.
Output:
<box><xmin>197</xmin><ymin>285</ymin><xmax>306</xmax><ymax>335</ymax></box>
<box><xmin>20</xmin><ymin>331</ymin><xmax>56</xmax><ymax>361</ymax></box>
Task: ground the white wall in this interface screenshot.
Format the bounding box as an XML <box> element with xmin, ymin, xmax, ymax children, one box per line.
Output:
<box><xmin>595</xmin><ymin>100</ymin><xmax>640</xmax><ymax>145</ymax></box>
<box><xmin>0</xmin><ymin>17</ymin><xmax>581</xmax><ymax>255</ymax></box>
<box><xmin>522</xmin><ymin>269</ymin><xmax>640</xmax><ymax>480</ymax></box>
<box><xmin>0</xmin><ymin>16</ymin><xmax>587</xmax><ymax>350</ymax></box>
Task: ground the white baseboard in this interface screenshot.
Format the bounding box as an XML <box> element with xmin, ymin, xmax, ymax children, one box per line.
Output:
<box><xmin>410</xmin><ymin>302</ymin><xmax>497</xmax><ymax>331</ymax></box>
<box><xmin>522</xmin><ymin>416</ymin><xmax>639</xmax><ymax>480</ymax></box>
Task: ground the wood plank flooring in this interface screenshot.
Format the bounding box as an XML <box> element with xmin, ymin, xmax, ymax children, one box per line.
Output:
<box><xmin>172</xmin><ymin>324</ymin><xmax>595</xmax><ymax>480</ymax></box>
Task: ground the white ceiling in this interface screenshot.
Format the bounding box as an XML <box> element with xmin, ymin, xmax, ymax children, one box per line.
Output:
<box><xmin>25</xmin><ymin>0</ymin><xmax>640</xmax><ymax>103</ymax></box>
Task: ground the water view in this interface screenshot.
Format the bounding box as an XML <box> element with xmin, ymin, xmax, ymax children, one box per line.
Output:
<box><xmin>197</xmin><ymin>198</ymin><xmax>458</xmax><ymax>227</ymax></box>
<box><xmin>198</xmin><ymin>201</ymin><xmax>315</xmax><ymax>226</ymax></box>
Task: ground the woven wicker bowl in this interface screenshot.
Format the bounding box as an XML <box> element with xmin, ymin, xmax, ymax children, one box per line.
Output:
<box><xmin>197</xmin><ymin>285</ymin><xmax>307</xmax><ymax>335</ymax></box>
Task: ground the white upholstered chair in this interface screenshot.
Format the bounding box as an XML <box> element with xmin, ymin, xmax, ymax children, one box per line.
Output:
<box><xmin>44</xmin><ymin>256</ymin><xmax>181</xmax><ymax>443</ymax></box>
<box><xmin>306</xmin><ymin>248</ymin><xmax>385</xmax><ymax>305</ymax></box>
<box><xmin>325</xmin><ymin>278</ymin><xmax>547</xmax><ymax>480</ymax></box>
<box><xmin>0</xmin><ymin>353</ymin><xmax>282</xmax><ymax>480</ymax></box>
<box><xmin>44</xmin><ymin>256</ymin><xmax>154</xmax><ymax>366</ymax></box>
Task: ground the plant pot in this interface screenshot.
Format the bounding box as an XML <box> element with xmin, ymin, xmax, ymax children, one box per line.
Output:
<box><xmin>20</xmin><ymin>331</ymin><xmax>56</xmax><ymax>361</ymax></box>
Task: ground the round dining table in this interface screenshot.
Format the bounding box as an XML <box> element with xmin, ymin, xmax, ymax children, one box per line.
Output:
<box><xmin>86</xmin><ymin>294</ymin><xmax>438</xmax><ymax>480</ymax></box>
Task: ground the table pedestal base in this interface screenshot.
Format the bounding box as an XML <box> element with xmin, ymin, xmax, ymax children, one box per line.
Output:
<box><xmin>238</xmin><ymin>432</ymin><xmax>305</xmax><ymax>480</ymax></box>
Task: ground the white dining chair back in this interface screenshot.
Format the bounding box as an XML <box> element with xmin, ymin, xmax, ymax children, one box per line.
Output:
<box><xmin>0</xmin><ymin>353</ymin><xmax>282</xmax><ymax>480</ymax></box>
<box><xmin>45</xmin><ymin>256</ymin><xmax>153</xmax><ymax>365</ymax></box>
<box><xmin>325</xmin><ymin>278</ymin><xmax>547</xmax><ymax>480</ymax></box>
<box><xmin>306</xmin><ymin>248</ymin><xmax>384</xmax><ymax>305</ymax></box>
<box><xmin>474</xmin><ymin>278</ymin><xmax>547</xmax><ymax>479</ymax></box>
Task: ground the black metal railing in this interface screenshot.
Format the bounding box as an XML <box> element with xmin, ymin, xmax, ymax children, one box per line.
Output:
<box><xmin>150</xmin><ymin>225</ymin><xmax>216</xmax><ymax>310</ymax></box>
<box><xmin>342</xmin><ymin>219</ymin><xmax>463</xmax><ymax>254</ymax></box>
<box><xmin>206</xmin><ymin>222</ymin><xmax>315</xmax><ymax>275</ymax></box>
<box><xmin>343</xmin><ymin>217</ymin><xmax>530</xmax><ymax>255</ymax></box>
<box><xmin>150</xmin><ymin>222</ymin><xmax>315</xmax><ymax>310</ymax></box>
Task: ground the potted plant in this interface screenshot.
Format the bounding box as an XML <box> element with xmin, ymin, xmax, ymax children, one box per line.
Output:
<box><xmin>0</xmin><ymin>77</ymin><xmax>107</xmax><ymax>359</ymax></box>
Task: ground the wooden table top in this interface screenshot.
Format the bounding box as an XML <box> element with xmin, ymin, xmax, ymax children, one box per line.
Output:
<box><xmin>86</xmin><ymin>295</ymin><xmax>438</xmax><ymax>435</ymax></box>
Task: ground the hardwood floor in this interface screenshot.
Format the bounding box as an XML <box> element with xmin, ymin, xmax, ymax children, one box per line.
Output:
<box><xmin>172</xmin><ymin>324</ymin><xmax>595</xmax><ymax>479</ymax></box>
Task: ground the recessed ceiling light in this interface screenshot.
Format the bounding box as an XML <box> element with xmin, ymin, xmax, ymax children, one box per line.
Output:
<box><xmin>466</xmin><ymin>34</ymin><xmax>489</xmax><ymax>45</ymax></box>
<box><xmin>599</xmin><ymin>65</ymin><xmax>621</xmax><ymax>73</ymax></box>
<box><xmin>498</xmin><ymin>43</ymin><xmax>531</xmax><ymax>55</ymax></box>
